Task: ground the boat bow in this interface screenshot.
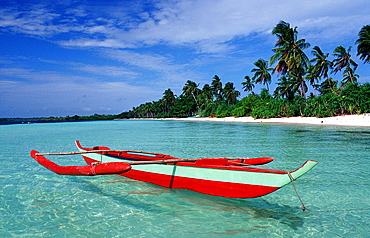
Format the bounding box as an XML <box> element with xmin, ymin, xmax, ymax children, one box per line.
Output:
<box><xmin>289</xmin><ymin>160</ymin><xmax>318</xmax><ymax>181</ymax></box>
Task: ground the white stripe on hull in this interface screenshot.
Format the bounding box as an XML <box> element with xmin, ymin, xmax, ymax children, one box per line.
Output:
<box><xmin>81</xmin><ymin>152</ymin><xmax>292</xmax><ymax>188</ymax></box>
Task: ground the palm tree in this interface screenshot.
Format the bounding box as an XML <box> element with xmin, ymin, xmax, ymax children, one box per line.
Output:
<box><xmin>182</xmin><ymin>80</ymin><xmax>200</xmax><ymax>96</ymax></box>
<box><xmin>197</xmin><ymin>84</ymin><xmax>214</xmax><ymax>109</ymax></box>
<box><xmin>142</xmin><ymin>102</ymin><xmax>155</xmax><ymax>118</ymax></box>
<box><xmin>274</xmin><ymin>75</ymin><xmax>300</xmax><ymax>100</ymax></box>
<box><xmin>270</xmin><ymin>21</ymin><xmax>311</xmax><ymax>98</ymax></box>
<box><xmin>310</xmin><ymin>46</ymin><xmax>333</xmax><ymax>79</ymax></box>
<box><xmin>162</xmin><ymin>89</ymin><xmax>176</xmax><ymax>113</ymax></box>
<box><xmin>242</xmin><ymin>75</ymin><xmax>255</xmax><ymax>94</ymax></box>
<box><xmin>356</xmin><ymin>25</ymin><xmax>370</xmax><ymax>64</ymax></box>
<box><xmin>211</xmin><ymin>75</ymin><xmax>223</xmax><ymax>101</ymax></box>
<box><xmin>308</xmin><ymin>46</ymin><xmax>333</xmax><ymax>94</ymax></box>
<box><xmin>223</xmin><ymin>82</ymin><xmax>240</xmax><ymax>104</ymax></box>
<box><xmin>182</xmin><ymin>80</ymin><xmax>201</xmax><ymax>110</ymax></box>
<box><xmin>201</xmin><ymin>84</ymin><xmax>213</xmax><ymax>102</ymax></box>
<box><xmin>270</xmin><ymin>21</ymin><xmax>294</xmax><ymax>75</ymax></box>
<box><xmin>251</xmin><ymin>59</ymin><xmax>273</xmax><ymax>91</ymax></box>
<box><xmin>342</xmin><ymin>67</ymin><xmax>359</xmax><ymax>84</ymax></box>
<box><xmin>332</xmin><ymin>46</ymin><xmax>358</xmax><ymax>83</ymax></box>
<box><xmin>318</xmin><ymin>77</ymin><xmax>338</xmax><ymax>95</ymax></box>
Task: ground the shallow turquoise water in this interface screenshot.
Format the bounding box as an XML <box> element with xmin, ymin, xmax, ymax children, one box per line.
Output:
<box><xmin>1</xmin><ymin>120</ymin><xmax>369</xmax><ymax>237</ymax></box>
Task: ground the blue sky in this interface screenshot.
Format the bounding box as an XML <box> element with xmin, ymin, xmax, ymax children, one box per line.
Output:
<box><xmin>1</xmin><ymin>0</ymin><xmax>370</xmax><ymax>118</ymax></box>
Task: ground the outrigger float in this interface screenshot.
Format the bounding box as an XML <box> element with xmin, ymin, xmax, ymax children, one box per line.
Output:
<box><xmin>30</xmin><ymin>141</ymin><xmax>318</xmax><ymax>199</ymax></box>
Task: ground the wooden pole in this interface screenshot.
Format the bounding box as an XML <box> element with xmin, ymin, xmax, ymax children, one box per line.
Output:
<box><xmin>36</xmin><ymin>150</ymin><xmax>168</xmax><ymax>156</ymax></box>
<box><xmin>35</xmin><ymin>151</ymin><xmax>249</xmax><ymax>164</ymax></box>
<box><xmin>125</xmin><ymin>158</ymin><xmax>200</xmax><ymax>165</ymax></box>
<box><xmin>124</xmin><ymin>157</ymin><xmax>258</xmax><ymax>165</ymax></box>
<box><xmin>36</xmin><ymin>151</ymin><xmax>246</xmax><ymax>160</ymax></box>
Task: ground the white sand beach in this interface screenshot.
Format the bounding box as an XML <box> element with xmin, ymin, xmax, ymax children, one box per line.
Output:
<box><xmin>162</xmin><ymin>114</ymin><xmax>370</xmax><ymax>127</ymax></box>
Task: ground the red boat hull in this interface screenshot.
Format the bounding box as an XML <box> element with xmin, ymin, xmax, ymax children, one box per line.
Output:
<box><xmin>76</xmin><ymin>141</ymin><xmax>317</xmax><ymax>198</ymax></box>
<box><xmin>31</xmin><ymin>150</ymin><xmax>131</xmax><ymax>176</ymax></box>
<box><xmin>30</xmin><ymin>141</ymin><xmax>318</xmax><ymax>198</ymax></box>
<box><xmin>81</xmin><ymin>155</ymin><xmax>281</xmax><ymax>198</ymax></box>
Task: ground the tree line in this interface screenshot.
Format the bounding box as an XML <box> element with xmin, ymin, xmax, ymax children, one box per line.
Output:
<box><xmin>126</xmin><ymin>21</ymin><xmax>370</xmax><ymax>119</ymax></box>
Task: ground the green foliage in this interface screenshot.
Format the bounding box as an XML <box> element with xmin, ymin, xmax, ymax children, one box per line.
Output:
<box><xmin>198</xmin><ymin>102</ymin><xmax>217</xmax><ymax>117</ymax></box>
<box><xmin>356</xmin><ymin>25</ymin><xmax>370</xmax><ymax>63</ymax></box>
<box><xmin>231</xmin><ymin>106</ymin><xmax>246</xmax><ymax>117</ymax></box>
<box><xmin>250</xmin><ymin>105</ymin><xmax>276</xmax><ymax>118</ymax></box>
<box><xmin>228</xmin><ymin>83</ymin><xmax>370</xmax><ymax>119</ymax></box>
<box><xmin>340</xmin><ymin>83</ymin><xmax>370</xmax><ymax>114</ymax></box>
<box><xmin>303</xmin><ymin>93</ymin><xmax>341</xmax><ymax>117</ymax></box>
<box><xmin>215</xmin><ymin>104</ymin><xmax>235</xmax><ymax>118</ymax></box>
<box><xmin>39</xmin><ymin>81</ymin><xmax>370</xmax><ymax>122</ymax></box>
<box><xmin>169</xmin><ymin>95</ymin><xmax>197</xmax><ymax>117</ymax></box>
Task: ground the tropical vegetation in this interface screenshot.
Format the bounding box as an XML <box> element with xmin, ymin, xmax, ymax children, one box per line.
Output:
<box><xmin>123</xmin><ymin>21</ymin><xmax>370</xmax><ymax>119</ymax></box>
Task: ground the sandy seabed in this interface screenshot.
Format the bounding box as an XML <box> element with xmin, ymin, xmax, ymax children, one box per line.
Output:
<box><xmin>158</xmin><ymin>114</ymin><xmax>370</xmax><ymax>127</ymax></box>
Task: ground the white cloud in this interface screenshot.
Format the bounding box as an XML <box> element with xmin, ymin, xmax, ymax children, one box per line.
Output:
<box><xmin>1</xmin><ymin>0</ymin><xmax>369</xmax><ymax>54</ymax></box>
<box><xmin>102</xmin><ymin>49</ymin><xmax>181</xmax><ymax>72</ymax></box>
<box><xmin>113</xmin><ymin>0</ymin><xmax>370</xmax><ymax>51</ymax></box>
<box><xmin>0</xmin><ymin>67</ymin><xmax>87</xmax><ymax>83</ymax></box>
<box><xmin>59</xmin><ymin>38</ymin><xmax>134</xmax><ymax>48</ymax></box>
<box><xmin>73</xmin><ymin>64</ymin><xmax>139</xmax><ymax>78</ymax></box>
<box><xmin>0</xmin><ymin>67</ymin><xmax>161</xmax><ymax>117</ymax></box>
<box><xmin>0</xmin><ymin>7</ymin><xmax>62</xmax><ymax>36</ymax></box>
<box><xmin>100</xmin><ymin>48</ymin><xmax>202</xmax><ymax>87</ymax></box>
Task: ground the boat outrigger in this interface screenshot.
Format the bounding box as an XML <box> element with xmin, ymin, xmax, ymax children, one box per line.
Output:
<box><xmin>30</xmin><ymin>141</ymin><xmax>318</xmax><ymax>198</ymax></box>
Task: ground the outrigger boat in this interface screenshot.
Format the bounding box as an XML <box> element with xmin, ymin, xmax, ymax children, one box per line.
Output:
<box><xmin>30</xmin><ymin>141</ymin><xmax>318</xmax><ymax>198</ymax></box>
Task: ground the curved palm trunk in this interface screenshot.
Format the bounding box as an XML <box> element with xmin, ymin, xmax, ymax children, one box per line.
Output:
<box><xmin>192</xmin><ymin>92</ymin><xmax>200</xmax><ymax>111</ymax></box>
<box><xmin>349</xmin><ymin>71</ymin><xmax>354</xmax><ymax>83</ymax></box>
<box><xmin>300</xmin><ymin>79</ymin><xmax>306</xmax><ymax>99</ymax></box>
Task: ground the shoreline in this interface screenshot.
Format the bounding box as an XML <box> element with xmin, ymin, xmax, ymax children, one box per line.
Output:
<box><xmin>157</xmin><ymin>114</ymin><xmax>370</xmax><ymax>127</ymax></box>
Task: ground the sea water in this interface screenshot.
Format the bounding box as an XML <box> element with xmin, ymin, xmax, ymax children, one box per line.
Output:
<box><xmin>0</xmin><ymin>120</ymin><xmax>369</xmax><ymax>237</ymax></box>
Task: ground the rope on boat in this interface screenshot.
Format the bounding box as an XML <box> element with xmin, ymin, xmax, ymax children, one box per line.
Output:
<box><xmin>90</xmin><ymin>163</ymin><xmax>97</xmax><ymax>175</ymax></box>
<box><xmin>285</xmin><ymin>172</ymin><xmax>370</xmax><ymax>213</ymax></box>
<box><xmin>286</xmin><ymin>173</ymin><xmax>370</xmax><ymax>213</ymax></box>
<box><xmin>288</xmin><ymin>172</ymin><xmax>310</xmax><ymax>211</ymax></box>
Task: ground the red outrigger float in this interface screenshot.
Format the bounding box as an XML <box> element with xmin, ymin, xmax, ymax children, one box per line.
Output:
<box><xmin>30</xmin><ymin>141</ymin><xmax>318</xmax><ymax>198</ymax></box>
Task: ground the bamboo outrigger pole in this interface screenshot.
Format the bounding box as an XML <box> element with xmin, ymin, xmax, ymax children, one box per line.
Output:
<box><xmin>35</xmin><ymin>151</ymin><xmax>274</xmax><ymax>166</ymax></box>
<box><xmin>36</xmin><ymin>151</ymin><xmax>249</xmax><ymax>160</ymax></box>
<box><xmin>36</xmin><ymin>150</ymin><xmax>168</xmax><ymax>156</ymax></box>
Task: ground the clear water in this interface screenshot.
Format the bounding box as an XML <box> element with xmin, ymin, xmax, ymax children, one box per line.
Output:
<box><xmin>1</xmin><ymin>120</ymin><xmax>369</xmax><ymax>237</ymax></box>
